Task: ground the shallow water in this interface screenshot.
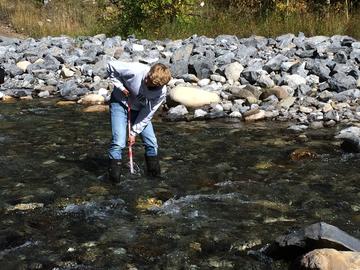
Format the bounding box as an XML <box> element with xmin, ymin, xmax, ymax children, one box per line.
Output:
<box><xmin>0</xmin><ymin>99</ymin><xmax>359</xmax><ymax>270</ymax></box>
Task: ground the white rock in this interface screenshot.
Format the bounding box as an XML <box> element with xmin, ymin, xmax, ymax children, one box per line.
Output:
<box><xmin>168</xmin><ymin>78</ymin><xmax>184</xmax><ymax>88</ymax></box>
<box><xmin>169</xmin><ymin>86</ymin><xmax>220</xmax><ymax>108</ymax></box>
<box><xmin>306</xmin><ymin>74</ymin><xmax>320</xmax><ymax>85</ymax></box>
<box><xmin>234</xmin><ymin>99</ymin><xmax>245</xmax><ymax>106</ymax></box>
<box><xmin>38</xmin><ymin>91</ymin><xmax>50</xmax><ymax>98</ymax></box>
<box><xmin>284</xmin><ymin>74</ymin><xmax>307</xmax><ymax>88</ymax></box>
<box><xmin>161</xmin><ymin>51</ymin><xmax>172</xmax><ymax>58</ymax></box>
<box><xmin>34</xmin><ymin>58</ymin><xmax>45</xmax><ymax>64</ymax></box>
<box><xmin>93</xmin><ymin>76</ymin><xmax>101</xmax><ymax>83</ymax></box>
<box><xmin>60</xmin><ymin>66</ymin><xmax>74</xmax><ymax>78</ymax></box>
<box><xmin>210</xmin><ymin>74</ymin><xmax>226</xmax><ymax>83</ymax></box>
<box><xmin>132</xmin><ymin>44</ymin><xmax>144</xmax><ymax>52</ymax></box>
<box><xmin>281</xmin><ymin>61</ymin><xmax>297</xmax><ymax>72</ymax></box>
<box><xmin>16</xmin><ymin>61</ymin><xmax>31</xmax><ymax>72</ymax></box>
<box><xmin>169</xmin><ymin>105</ymin><xmax>188</xmax><ymax>115</ymax></box>
<box><xmin>198</xmin><ymin>78</ymin><xmax>210</xmax><ymax>87</ymax></box>
<box><xmin>204</xmin><ymin>83</ymin><xmax>221</xmax><ymax>91</ymax></box>
<box><xmin>244</xmin><ymin>110</ymin><xmax>266</xmax><ymax>121</ymax></box>
<box><xmin>224</xmin><ymin>62</ymin><xmax>244</xmax><ymax>81</ymax></box>
<box><xmin>211</xmin><ymin>104</ymin><xmax>223</xmax><ymax>112</ymax></box>
<box><xmin>322</xmin><ymin>103</ymin><xmax>333</xmax><ymax>113</ymax></box>
<box><xmin>156</xmin><ymin>45</ymin><xmax>165</xmax><ymax>51</ymax></box>
<box><xmin>78</xmin><ymin>94</ymin><xmax>105</xmax><ymax>105</ymax></box>
<box><xmin>0</xmin><ymin>92</ymin><xmax>4</xmax><ymax>99</ymax></box>
<box><xmin>222</xmin><ymin>101</ymin><xmax>233</xmax><ymax>111</ymax></box>
<box><xmin>299</xmin><ymin>106</ymin><xmax>313</xmax><ymax>113</ymax></box>
<box><xmin>229</xmin><ymin>111</ymin><xmax>242</xmax><ymax>118</ymax></box>
<box><xmin>98</xmin><ymin>88</ymin><xmax>108</xmax><ymax>97</ymax></box>
<box><xmin>194</xmin><ymin>109</ymin><xmax>207</xmax><ymax>118</ymax></box>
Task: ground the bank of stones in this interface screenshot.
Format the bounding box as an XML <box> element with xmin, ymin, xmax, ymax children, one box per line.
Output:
<box><xmin>0</xmin><ymin>33</ymin><xmax>360</xmax><ymax>128</ymax></box>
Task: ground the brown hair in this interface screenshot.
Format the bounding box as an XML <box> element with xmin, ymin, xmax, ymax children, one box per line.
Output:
<box><xmin>147</xmin><ymin>63</ymin><xmax>172</xmax><ymax>87</ymax></box>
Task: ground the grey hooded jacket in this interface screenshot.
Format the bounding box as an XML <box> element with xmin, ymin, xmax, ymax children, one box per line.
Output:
<box><xmin>107</xmin><ymin>61</ymin><xmax>167</xmax><ymax>136</ymax></box>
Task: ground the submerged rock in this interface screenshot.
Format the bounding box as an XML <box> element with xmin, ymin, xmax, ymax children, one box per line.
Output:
<box><xmin>82</xmin><ymin>104</ymin><xmax>109</xmax><ymax>113</ymax></box>
<box><xmin>6</xmin><ymin>203</ymin><xmax>44</xmax><ymax>212</ymax></box>
<box><xmin>290</xmin><ymin>148</ymin><xmax>317</xmax><ymax>161</ymax></box>
<box><xmin>0</xmin><ymin>229</ymin><xmax>26</xmax><ymax>250</ymax></box>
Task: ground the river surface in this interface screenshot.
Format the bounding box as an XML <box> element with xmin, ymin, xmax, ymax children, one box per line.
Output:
<box><xmin>0</xmin><ymin>99</ymin><xmax>359</xmax><ymax>270</ymax></box>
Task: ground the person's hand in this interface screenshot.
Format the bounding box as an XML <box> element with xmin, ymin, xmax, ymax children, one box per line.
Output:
<box><xmin>122</xmin><ymin>88</ymin><xmax>129</xmax><ymax>96</ymax></box>
<box><xmin>128</xmin><ymin>135</ymin><xmax>136</xmax><ymax>146</ymax></box>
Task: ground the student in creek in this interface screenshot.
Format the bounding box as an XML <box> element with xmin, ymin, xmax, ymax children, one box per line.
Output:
<box><xmin>107</xmin><ymin>61</ymin><xmax>172</xmax><ymax>182</ymax></box>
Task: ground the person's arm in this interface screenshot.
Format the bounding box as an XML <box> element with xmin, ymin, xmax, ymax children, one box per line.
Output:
<box><xmin>107</xmin><ymin>61</ymin><xmax>136</xmax><ymax>96</ymax></box>
<box><xmin>130</xmin><ymin>93</ymin><xmax>166</xmax><ymax>136</ymax></box>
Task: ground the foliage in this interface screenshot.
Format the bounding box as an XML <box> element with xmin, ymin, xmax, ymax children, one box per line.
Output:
<box><xmin>1</xmin><ymin>0</ymin><xmax>360</xmax><ymax>39</ymax></box>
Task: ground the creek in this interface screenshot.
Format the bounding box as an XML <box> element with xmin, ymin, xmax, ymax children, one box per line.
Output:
<box><xmin>0</xmin><ymin>99</ymin><xmax>359</xmax><ymax>269</ymax></box>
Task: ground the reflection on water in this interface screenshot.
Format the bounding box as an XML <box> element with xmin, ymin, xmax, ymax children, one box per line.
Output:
<box><xmin>0</xmin><ymin>99</ymin><xmax>359</xmax><ymax>269</ymax></box>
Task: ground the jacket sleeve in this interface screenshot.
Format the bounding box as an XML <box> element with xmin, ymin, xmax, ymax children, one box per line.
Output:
<box><xmin>107</xmin><ymin>62</ymin><xmax>126</xmax><ymax>91</ymax></box>
<box><xmin>130</xmin><ymin>93</ymin><xmax>166</xmax><ymax>136</ymax></box>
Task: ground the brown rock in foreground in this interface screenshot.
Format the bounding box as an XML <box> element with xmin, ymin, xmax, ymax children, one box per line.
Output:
<box><xmin>296</xmin><ymin>248</ymin><xmax>360</xmax><ymax>270</ymax></box>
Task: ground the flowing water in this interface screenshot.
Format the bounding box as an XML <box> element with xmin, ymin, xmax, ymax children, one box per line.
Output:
<box><xmin>0</xmin><ymin>99</ymin><xmax>359</xmax><ymax>270</ymax></box>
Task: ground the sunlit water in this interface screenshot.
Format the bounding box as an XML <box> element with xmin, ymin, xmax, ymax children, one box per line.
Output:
<box><xmin>0</xmin><ymin>99</ymin><xmax>359</xmax><ymax>270</ymax></box>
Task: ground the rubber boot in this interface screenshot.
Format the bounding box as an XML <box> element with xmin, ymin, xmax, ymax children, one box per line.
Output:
<box><xmin>108</xmin><ymin>159</ymin><xmax>122</xmax><ymax>183</ymax></box>
<box><xmin>144</xmin><ymin>155</ymin><xmax>161</xmax><ymax>177</ymax></box>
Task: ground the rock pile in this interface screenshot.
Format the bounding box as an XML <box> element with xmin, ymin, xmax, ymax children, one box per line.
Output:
<box><xmin>0</xmin><ymin>33</ymin><xmax>359</xmax><ymax>128</ymax></box>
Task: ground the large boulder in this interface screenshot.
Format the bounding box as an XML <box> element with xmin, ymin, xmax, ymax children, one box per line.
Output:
<box><xmin>335</xmin><ymin>126</ymin><xmax>360</xmax><ymax>153</ymax></box>
<box><xmin>169</xmin><ymin>86</ymin><xmax>220</xmax><ymax>108</ymax></box>
<box><xmin>263</xmin><ymin>222</ymin><xmax>360</xmax><ymax>261</ymax></box>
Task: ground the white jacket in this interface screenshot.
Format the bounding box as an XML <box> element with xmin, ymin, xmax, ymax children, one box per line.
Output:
<box><xmin>107</xmin><ymin>61</ymin><xmax>167</xmax><ymax>136</ymax></box>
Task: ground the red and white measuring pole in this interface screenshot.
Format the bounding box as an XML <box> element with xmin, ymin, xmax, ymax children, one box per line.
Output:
<box><xmin>127</xmin><ymin>105</ymin><xmax>134</xmax><ymax>174</ymax></box>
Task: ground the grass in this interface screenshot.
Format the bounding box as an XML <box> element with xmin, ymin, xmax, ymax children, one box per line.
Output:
<box><xmin>0</xmin><ymin>0</ymin><xmax>359</xmax><ymax>40</ymax></box>
<box><xmin>140</xmin><ymin>10</ymin><xmax>360</xmax><ymax>40</ymax></box>
<box><xmin>0</xmin><ymin>0</ymin><xmax>100</xmax><ymax>37</ymax></box>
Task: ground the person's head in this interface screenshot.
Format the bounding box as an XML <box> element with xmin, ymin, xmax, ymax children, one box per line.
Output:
<box><xmin>145</xmin><ymin>63</ymin><xmax>171</xmax><ymax>90</ymax></box>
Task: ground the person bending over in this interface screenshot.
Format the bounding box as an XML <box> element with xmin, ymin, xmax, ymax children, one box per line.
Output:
<box><xmin>107</xmin><ymin>61</ymin><xmax>172</xmax><ymax>182</ymax></box>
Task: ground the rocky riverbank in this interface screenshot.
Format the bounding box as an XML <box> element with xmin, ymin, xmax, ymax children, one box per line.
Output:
<box><xmin>0</xmin><ymin>33</ymin><xmax>360</xmax><ymax>130</ymax></box>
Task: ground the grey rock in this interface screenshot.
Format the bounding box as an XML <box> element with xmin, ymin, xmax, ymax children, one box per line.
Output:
<box><xmin>324</xmin><ymin>110</ymin><xmax>340</xmax><ymax>122</ymax></box>
<box><xmin>241</xmin><ymin>67</ymin><xmax>263</xmax><ymax>84</ymax></box>
<box><xmin>92</xmin><ymin>60</ymin><xmax>108</xmax><ymax>79</ymax></box>
<box><xmin>180</xmin><ymin>73</ymin><xmax>199</xmax><ymax>83</ymax></box>
<box><xmin>210</xmin><ymin>74</ymin><xmax>226</xmax><ymax>83</ymax></box>
<box><xmin>235</xmin><ymin>44</ymin><xmax>258</xmax><ymax>62</ymax></box>
<box><xmin>318</xmin><ymin>90</ymin><xmax>334</xmax><ymax>102</ymax></box>
<box><xmin>58</xmin><ymin>80</ymin><xmax>78</xmax><ymax>97</ymax></box>
<box><xmin>334</xmin><ymin>50</ymin><xmax>348</xmax><ymax>64</ymax></box>
<box><xmin>276</xmin><ymin>33</ymin><xmax>295</xmax><ymax>49</ymax></box>
<box><xmin>257</xmin><ymin>73</ymin><xmax>275</xmax><ymax>88</ymax></box>
<box><xmin>288</xmin><ymin>62</ymin><xmax>308</xmax><ymax>78</ymax></box>
<box><xmin>329</xmin><ymin>72</ymin><xmax>357</xmax><ymax>92</ymax></box>
<box><xmin>215</xmin><ymin>52</ymin><xmax>235</xmax><ymax>66</ymax></box>
<box><xmin>298</xmin><ymin>84</ymin><xmax>312</xmax><ymax>96</ymax></box>
<box><xmin>171</xmin><ymin>43</ymin><xmax>193</xmax><ymax>63</ymax></box>
<box><xmin>264</xmin><ymin>54</ymin><xmax>289</xmax><ymax>73</ymax></box>
<box><xmin>287</xmin><ymin>124</ymin><xmax>308</xmax><ymax>131</ymax></box>
<box><xmin>263</xmin><ymin>222</ymin><xmax>360</xmax><ymax>261</ymax></box>
<box><xmin>189</xmin><ymin>54</ymin><xmax>214</xmax><ymax>79</ymax></box>
<box><xmin>336</xmin><ymin>126</ymin><xmax>360</xmax><ymax>153</ymax></box>
<box><xmin>169</xmin><ymin>104</ymin><xmax>188</xmax><ymax>116</ymax></box>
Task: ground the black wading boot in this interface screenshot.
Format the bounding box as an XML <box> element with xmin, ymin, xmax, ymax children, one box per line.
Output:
<box><xmin>108</xmin><ymin>159</ymin><xmax>122</xmax><ymax>183</ymax></box>
<box><xmin>144</xmin><ymin>155</ymin><xmax>161</xmax><ymax>177</ymax></box>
